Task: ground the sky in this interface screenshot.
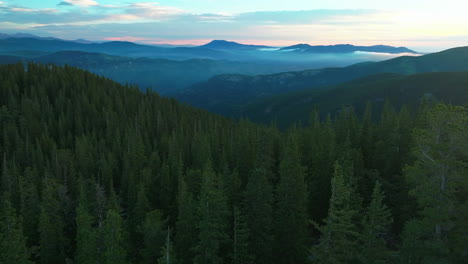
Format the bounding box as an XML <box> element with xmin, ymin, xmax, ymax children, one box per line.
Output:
<box><xmin>0</xmin><ymin>0</ymin><xmax>467</xmax><ymax>52</ymax></box>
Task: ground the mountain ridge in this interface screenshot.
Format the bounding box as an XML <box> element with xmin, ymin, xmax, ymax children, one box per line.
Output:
<box><xmin>280</xmin><ymin>43</ymin><xmax>418</xmax><ymax>54</ymax></box>
<box><xmin>175</xmin><ymin>46</ymin><xmax>468</xmax><ymax>115</ymax></box>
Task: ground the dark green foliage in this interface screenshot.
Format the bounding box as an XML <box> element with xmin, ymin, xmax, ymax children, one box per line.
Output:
<box><xmin>174</xmin><ymin>177</ymin><xmax>197</xmax><ymax>264</ymax></box>
<box><xmin>231</xmin><ymin>206</ymin><xmax>253</xmax><ymax>264</ymax></box>
<box><xmin>194</xmin><ymin>162</ymin><xmax>229</xmax><ymax>264</ymax></box>
<box><xmin>244</xmin><ymin>71</ymin><xmax>468</xmax><ymax>127</ymax></box>
<box><xmin>243</xmin><ymin>168</ymin><xmax>273</xmax><ymax>264</ymax></box>
<box><xmin>0</xmin><ymin>63</ymin><xmax>466</xmax><ymax>264</ymax></box>
<box><xmin>38</xmin><ymin>178</ymin><xmax>66</xmax><ymax>264</ymax></box>
<box><xmin>274</xmin><ymin>135</ymin><xmax>308</xmax><ymax>264</ymax></box>
<box><xmin>359</xmin><ymin>181</ymin><xmax>393</xmax><ymax>263</ymax></box>
<box><xmin>158</xmin><ymin>228</ymin><xmax>177</xmax><ymax>264</ymax></box>
<box><xmin>75</xmin><ymin>180</ymin><xmax>98</xmax><ymax>264</ymax></box>
<box><xmin>140</xmin><ymin>210</ymin><xmax>167</xmax><ymax>264</ymax></box>
<box><xmin>0</xmin><ymin>194</ymin><xmax>32</xmax><ymax>264</ymax></box>
<box><xmin>400</xmin><ymin>104</ymin><xmax>468</xmax><ymax>263</ymax></box>
<box><xmin>311</xmin><ymin>163</ymin><xmax>359</xmax><ymax>264</ymax></box>
<box><xmin>102</xmin><ymin>209</ymin><xmax>127</xmax><ymax>264</ymax></box>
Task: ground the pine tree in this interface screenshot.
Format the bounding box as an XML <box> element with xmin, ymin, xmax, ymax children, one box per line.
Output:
<box><xmin>140</xmin><ymin>209</ymin><xmax>167</xmax><ymax>264</ymax></box>
<box><xmin>274</xmin><ymin>135</ymin><xmax>308</xmax><ymax>264</ymax></box>
<box><xmin>75</xmin><ymin>201</ymin><xmax>97</xmax><ymax>264</ymax></box>
<box><xmin>102</xmin><ymin>209</ymin><xmax>127</xmax><ymax>264</ymax></box>
<box><xmin>19</xmin><ymin>167</ymin><xmax>40</xmax><ymax>247</ymax></box>
<box><xmin>75</xmin><ymin>180</ymin><xmax>97</xmax><ymax>264</ymax></box>
<box><xmin>174</xmin><ymin>176</ymin><xmax>198</xmax><ymax>264</ymax></box>
<box><xmin>400</xmin><ymin>104</ymin><xmax>468</xmax><ymax>263</ymax></box>
<box><xmin>194</xmin><ymin>162</ymin><xmax>229</xmax><ymax>264</ymax></box>
<box><xmin>311</xmin><ymin>162</ymin><xmax>359</xmax><ymax>264</ymax></box>
<box><xmin>0</xmin><ymin>194</ymin><xmax>32</xmax><ymax>264</ymax></box>
<box><xmin>243</xmin><ymin>168</ymin><xmax>273</xmax><ymax>264</ymax></box>
<box><xmin>38</xmin><ymin>178</ymin><xmax>66</xmax><ymax>264</ymax></box>
<box><xmin>231</xmin><ymin>206</ymin><xmax>252</xmax><ymax>264</ymax></box>
<box><xmin>359</xmin><ymin>181</ymin><xmax>393</xmax><ymax>263</ymax></box>
<box><xmin>129</xmin><ymin>183</ymin><xmax>150</xmax><ymax>262</ymax></box>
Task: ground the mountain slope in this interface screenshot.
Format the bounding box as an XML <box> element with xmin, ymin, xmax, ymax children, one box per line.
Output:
<box><xmin>243</xmin><ymin>71</ymin><xmax>468</xmax><ymax>127</ymax></box>
<box><xmin>0</xmin><ymin>50</ymin><xmax>322</xmax><ymax>94</ymax></box>
<box><xmin>175</xmin><ymin>46</ymin><xmax>468</xmax><ymax>115</ymax></box>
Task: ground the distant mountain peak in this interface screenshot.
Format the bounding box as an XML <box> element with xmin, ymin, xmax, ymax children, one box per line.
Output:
<box><xmin>200</xmin><ymin>40</ymin><xmax>271</xmax><ymax>50</ymax></box>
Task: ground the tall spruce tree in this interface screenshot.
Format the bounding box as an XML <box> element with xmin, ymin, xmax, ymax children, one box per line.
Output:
<box><xmin>0</xmin><ymin>194</ymin><xmax>32</xmax><ymax>264</ymax></box>
<box><xmin>359</xmin><ymin>181</ymin><xmax>393</xmax><ymax>263</ymax></box>
<box><xmin>38</xmin><ymin>178</ymin><xmax>66</xmax><ymax>264</ymax></box>
<box><xmin>400</xmin><ymin>104</ymin><xmax>468</xmax><ymax>263</ymax></box>
<box><xmin>231</xmin><ymin>206</ymin><xmax>252</xmax><ymax>264</ymax></box>
<box><xmin>140</xmin><ymin>209</ymin><xmax>167</xmax><ymax>264</ymax></box>
<box><xmin>311</xmin><ymin>162</ymin><xmax>359</xmax><ymax>264</ymax></box>
<box><xmin>75</xmin><ymin>181</ymin><xmax>98</xmax><ymax>264</ymax></box>
<box><xmin>274</xmin><ymin>135</ymin><xmax>308</xmax><ymax>264</ymax></box>
<box><xmin>174</xmin><ymin>176</ymin><xmax>198</xmax><ymax>264</ymax></box>
<box><xmin>194</xmin><ymin>162</ymin><xmax>229</xmax><ymax>264</ymax></box>
<box><xmin>102</xmin><ymin>209</ymin><xmax>127</xmax><ymax>264</ymax></box>
<box><xmin>243</xmin><ymin>168</ymin><xmax>273</xmax><ymax>264</ymax></box>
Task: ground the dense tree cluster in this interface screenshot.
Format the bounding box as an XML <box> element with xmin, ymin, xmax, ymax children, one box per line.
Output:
<box><xmin>0</xmin><ymin>63</ymin><xmax>466</xmax><ymax>263</ymax></box>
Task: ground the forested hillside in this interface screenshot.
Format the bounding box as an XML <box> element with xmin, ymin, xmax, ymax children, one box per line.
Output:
<box><xmin>0</xmin><ymin>63</ymin><xmax>467</xmax><ymax>264</ymax></box>
<box><xmin>0</xmin><ymin>50</ymin><xmax>326</xmax><ymax>94</ymax></box>
<box><xmin>243</xmin><ymin>71</ymin><xmax>468</xmax><ymax>127</ymax></box>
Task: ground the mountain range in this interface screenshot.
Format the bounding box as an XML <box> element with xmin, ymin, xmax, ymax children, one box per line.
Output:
<box><xmin>2</xmin><ymin>33</ymin><xmax>467</xmax><ymax>128</ymax></box>
<box><xmin>0</xmin><ymin>34</ymin><xmax>419</xmax><ymax>61</ymax></box>
<box><xmin>174</xmin><ymin>46</ymin><xmax>468</xmax><ymax>115</ymax></box>
<box><xmin>0</xmin><ymin>35</ymin><xmax>423</xmax><ymax>93</ymax></box>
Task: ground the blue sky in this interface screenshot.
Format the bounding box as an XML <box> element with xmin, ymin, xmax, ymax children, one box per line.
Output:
<box><xmin>0</xmin><ymin>0</ymin><xmax>467</xmax><ymax>51</ymax></box>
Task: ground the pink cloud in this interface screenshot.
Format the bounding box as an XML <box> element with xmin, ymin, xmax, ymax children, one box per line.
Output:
<box><xmin>102</xmin><ymin>14</ymin><xmax>140</xmax><ymax>22</ymax></box>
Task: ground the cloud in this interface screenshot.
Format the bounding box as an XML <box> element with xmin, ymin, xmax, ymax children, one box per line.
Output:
<box><xmin>1</xmin><ymin>3</ymin><xmax>467</xmax><ymax>51</ymax></box>
<box><xmin>58</xmin><ymin>2</ymin><xmax>73</xmax><ymax>6</ymax></box>
<box><xmin>125</xmin><ymin>2</ymin><xmax>186</xmax><ymax>20</ymax></box>
<box><xmin>60</xmin><ymin>0</ymin><xmax>99</xmax><ymax>7</ymax></box>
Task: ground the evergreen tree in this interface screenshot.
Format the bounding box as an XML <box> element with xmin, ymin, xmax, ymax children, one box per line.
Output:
<box><xmin>243</xmin><ymin>168</ymin><xmax>273</xmax><ymax>264</ymax></box>
<box><xmin>129</xmin><ymin>183</ymin><xmax>150</xmax><ymax>262</ymax></box>
<box><xmin>19</xmin><ymin>167</ymin><xmax>40</xmax><ymax>247</ymax></box>
<box><xmin>359</xmin><ymin>181</ymin><xmax>393</xmax><ymax>263</ymax></box>
<box><xmin>75</xmin><ymin>181</ymin><xmax>97</xmax><ymax>264</ymax></box>
<box><xmin>102</xmin><ymin>209</ymin><xmax>127</xmax><ymax>264</ymax></box>
<box><xmin>274</xmin><ymin>135</ymin><xmax>308</xmax><ymax>264</ymax></box>
<box><xmin>231</xmin><ymin>206</ymin><xmax>252</xmax><ymax>264</ymax></box>
<box><xmin>400</xmin><ymin>104</ymin><xmax>468</xmax><ymax>263</ymax></box>
<box><xmin>75</xmin><ymin>201</ymin><xmax>97</xmax><ymax>264</ymax></box>
<box><xmin>140</xmin><ymin>209</ymin><xmax>167</xmax><ymax>264</ymax></box>
<box><xmin>0</xmin><ymin>194</ymin><xmax>32</xmax><ymax>264</ymax></box>
<box><xmin>174</xmin><ymin>176</ymin><xmax>198</xmax><ymax>264</ymax></box>
<box><xmin>38</xmin><ymin>178</ymin><xmax>66</xmax><ymax>264</ymax></box>
<box><xmin>311</xmin><ymin>162</ymin><xmax>359</xmax><ymax>264</ymax></box>
<box><xmin>194</xmin><ymin>162</ymin><xmax>229</xmax><ymax>264</ymax></box>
